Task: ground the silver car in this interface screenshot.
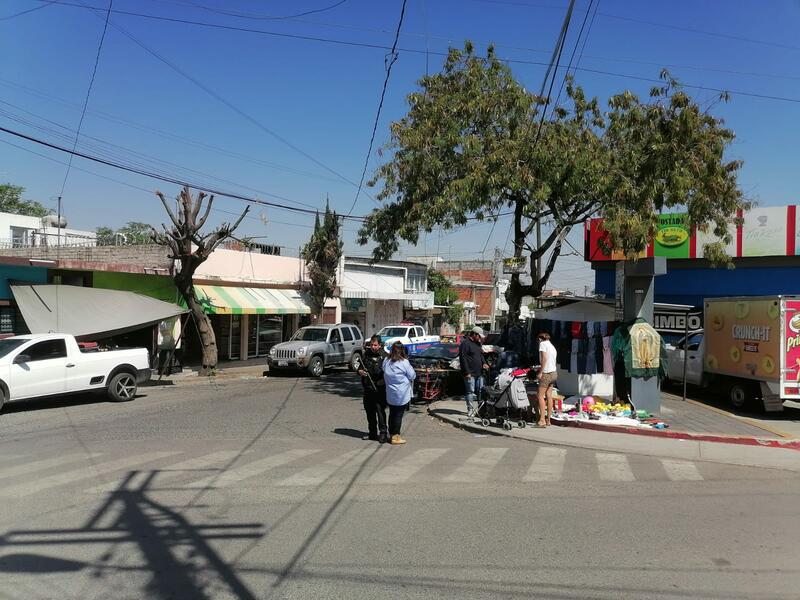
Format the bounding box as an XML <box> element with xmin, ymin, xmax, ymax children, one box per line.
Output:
<box><xmin>267</xmin><ymin>324</ymin><xmax>364</xmax><ymax>377</ymax></box>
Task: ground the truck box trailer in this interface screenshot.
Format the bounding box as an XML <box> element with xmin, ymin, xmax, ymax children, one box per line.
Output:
<box><xmin>665</xmin><ymin>295</ymin><xmax>800</xmax><ymax>411</ymax></box>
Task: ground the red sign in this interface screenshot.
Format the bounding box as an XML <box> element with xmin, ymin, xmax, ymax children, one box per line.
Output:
<box><xmin>783</xmin><ymin>299</ymin><xmax>800</xmax><ymax>397</ymax></box>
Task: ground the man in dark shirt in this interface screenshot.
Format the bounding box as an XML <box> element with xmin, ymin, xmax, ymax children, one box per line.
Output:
<box><xmin>459</xmin><ymin>326</ymin><xmax>488</xmax><ymax>416</ymax></box>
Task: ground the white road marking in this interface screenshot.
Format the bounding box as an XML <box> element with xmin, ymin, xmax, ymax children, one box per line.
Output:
<box><xmin>276</xmin><ymin>448</ymin><xmax>373</xmax><ymax>486</ymax></box>
<box><xmin>523</xmin><ymin>447</ymin><xmax>566</xmax><ymax>482</ymax></box>
<box><xmin>185</xmin><ymin>449</ymin><xmax>319</xmax><ymax>489</ymax></box>
<box><xmin>0</xmin><ymin>451</ymin><xmax>180</xmax><ymax>497</ymax></box>
<box><xmin>661</xmin><ymin>459</ymin><xmax>704</xmax><ymax>481</ymax></box>
<box><xmin>0</xmin><ymin>453</ymin><xmax>101</xmax><ymax>481</ymax></box>
<box><xmin>596</xmin><ymin>453</ymin><xmax>635</xmax><ymax>482</ymax></box>
<box><xmin>85</xmin><ymin>451</ymin><xmax>241</xmax><ymax>493</ymax></box>
<box><xmin>368</xmin><ymin>448</ymin><xmax>449</xmax><ymax>484</ymax></box>
<box><xmin>445</xmin><ymin>448</ymin><xmax>508</xmax><ymax>483</ymax></box>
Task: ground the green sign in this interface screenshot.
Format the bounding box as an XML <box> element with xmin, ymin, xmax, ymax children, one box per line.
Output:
<box><xmin>654</xmin><ymin>213</ymin><xmax>690</xmax><ymax>258</ymax></box>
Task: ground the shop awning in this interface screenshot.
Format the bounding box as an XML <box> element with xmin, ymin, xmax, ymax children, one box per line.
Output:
<box><xmin>194</xmin><ymin>285</ymin><xmax>311</xmax><ymax>315</ymax></box>
<box><xmin>10</xmin><ymin>284</ymin><xmax>188</xmax><ymax>340</ymax></box>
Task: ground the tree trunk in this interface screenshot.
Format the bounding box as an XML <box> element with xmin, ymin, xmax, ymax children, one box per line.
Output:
<box><xmin>179</xmin><ymin>280</ymin><xmax>217</xmax><ymax>375</ymax></box>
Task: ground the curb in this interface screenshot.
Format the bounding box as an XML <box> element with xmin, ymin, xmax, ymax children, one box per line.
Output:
<box><xmin>428</xmin><ymin>404</ymin><xmax>800</xmax><ymax>471</ymax></box>
<box><xmin>551</xmin><ymin>417</ymin><xmax>800</xmax><ymax>450</ymax></box>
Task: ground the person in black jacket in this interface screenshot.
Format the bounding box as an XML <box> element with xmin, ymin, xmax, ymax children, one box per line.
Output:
<box><xmin>459</xmin><ymin>326</ymin><xmax>488</xmax><ymax>416</ymax></box>
<box><xmin>357</xmin><ymin>335</ymin><xmax>389</xmax><ymax>443</ymax></box>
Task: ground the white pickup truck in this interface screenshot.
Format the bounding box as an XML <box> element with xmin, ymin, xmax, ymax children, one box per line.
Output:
<box><xmin>0</xmin><ymin>333</ymin><xmax>151</xmax><ymax>411</ymax></box>
<box><xmin>376</xmin><ymin>324</ymin><xmax>440</xmax><ymax>355</ymax></box>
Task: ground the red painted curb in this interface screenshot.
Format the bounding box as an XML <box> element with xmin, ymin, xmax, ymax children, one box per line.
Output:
<box><xmin>551</xmin><ymin>418</ymin><xmax>800</xmax><ymax>450</ymax></box>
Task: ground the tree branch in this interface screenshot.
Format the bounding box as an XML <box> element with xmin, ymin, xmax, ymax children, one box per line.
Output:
<box><xmin>156</xmin><ymin>190</ymin><xmax>181</xmax><ymax>230</ymax></box>
<box><xmin>195</xmin><ymin>193</ymin><xmax>215</xmax><ymax>230</ymax></box>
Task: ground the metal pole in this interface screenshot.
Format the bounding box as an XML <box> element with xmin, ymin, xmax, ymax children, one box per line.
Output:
<box><xmin>682</xmin><ymin>309</ymin><xmax>689</xmax><ymax>402</ymax></box>
<box><xmin>56</xmin><ymin>195</ymin><xmax>62</xmax><ymax>261</ymax></box>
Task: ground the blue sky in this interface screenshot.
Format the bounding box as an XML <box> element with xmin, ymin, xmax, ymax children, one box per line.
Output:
<box><xmin>1</xmin><ymin>0</ymin><xmax>799</xmax><ymax>292</ymax></box>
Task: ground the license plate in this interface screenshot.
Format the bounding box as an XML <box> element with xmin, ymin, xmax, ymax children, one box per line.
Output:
<box><xmin>277</xmin><ymin>360</ymin><xmax>288</xmax><ymax>367</ymax></box>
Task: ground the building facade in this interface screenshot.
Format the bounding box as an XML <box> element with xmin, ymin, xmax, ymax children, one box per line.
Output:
<box><xmin>339</xmin><ymin>257</ymin><xmax>434</xmax><ymax>337</ymax></box>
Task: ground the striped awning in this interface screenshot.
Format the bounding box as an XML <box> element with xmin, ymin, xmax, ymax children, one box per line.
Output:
<box><xmin>194</xmin><ymin>285</ymin><xmax>311</xmax><ymax>315</ymax></box>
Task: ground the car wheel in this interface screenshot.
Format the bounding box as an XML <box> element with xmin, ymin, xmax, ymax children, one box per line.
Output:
<box><xmin>728</xmin><ymin>380</ymin><xmax>751</xmax><ymax>410</ymax></box>
<box><xmin>307</xmin><ymin>356</ymin><xmax>324</xmax><ymax>377</ymax></box>
<box><xmin>349</xmin><ymin>352</ymin><xmax>363</xmax><ymax>372</ymax></box>
<box><xmin>107</xmin><ymin>372</ymin><xmax>138</xmax><ymax>402</ymax></box>
<box><xmin>0</xmin><ymin>386</ymin><xmax>6</xmax><ymax>413</ymax></box>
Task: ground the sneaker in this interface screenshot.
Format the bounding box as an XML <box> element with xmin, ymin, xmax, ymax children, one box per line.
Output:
<box><xmin>390</xmin><ymin>434</ymin><xmax>407</xmax><ymax>445</ymax></box>
<box><xmin>363</xmin><ymin>434</ymin><xmax>379</xmax><ymax>441</ymax></box>
<box><xmin>378</xmin><ymin>434</ymin><xmax>389</xmax><ymax>444</ymax></box>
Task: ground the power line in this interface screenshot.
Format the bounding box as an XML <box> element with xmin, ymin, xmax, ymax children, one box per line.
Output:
<box><xmin>43</xmin><ymin>1</ymin><xmax>800</xmax><ymax>105</ymax></box>
<box><xmin>56</xmin><ymin>0</ymin><xmax>112</xmax><ymax>207</ymax></box>
<box><xmin>1</xmin><ymin>0</ymin><xmax>58</xmax><ymax>20</ymax></box>
<box><xmin>69</xmin><ymin>0</ymin><xmax>374</xmax><ymax>198</ymax></box>
<box><xmin>346</xmin><ymin>0</ymin><xmax>407</xmax><ymax>216</ymax></box>
<box><xmin>0</xmin><ymin>124</ymin><xmax>369</xmax><ymax>221</ymax></box>
<box><xmin>159</xmin><ymin>0</ymin><xmax>350</xmax><ymax>21</ymax></box>
<box><xmin>552</xmin><ymin>0</ymin><xmax>596</xmax><ymax>111</ymax></box>
<box><xmin>0</xmin><ymin>76</ymin><xmax>346</xmax><ymax>185</ymax></box>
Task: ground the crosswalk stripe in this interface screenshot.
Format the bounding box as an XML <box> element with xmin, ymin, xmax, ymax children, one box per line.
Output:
<box><xmin>0</xmin><ymin>451</ymin><xmax>181</xmax><ymax>497</ymax></box>
<box><xmin>523</xmin><ymin>447</ymin><xmax>567</xmax><ymax>482</ymax></box>
<box><xmin>0</xmin><ymin>453</ymin><xmax>102</xmax><ymax>481</ymax></box>
<box><xmin>368</xmin><ymin>448</ymin><xmax>449</xmax><ymax>484</ymax></box>
<box><xmin>596</xmin><ymin>453</ymin><xmax>635</xmax><ymax>481</ymax></box>
<box><xmin>445</xmin><ymin>448</ymin><xmax>508</xmax><ymax>483</ymax></box>
<box><xmin>186</xmin><ymin>449</ymin><xmax>319</xmax><ymax>489</ymax></box>
<box><xmin>276</xmin><ymin>448</ymin><xmax>373</xmax><ymax>487</ymax></box>
<box><xmin>85</xmin><ymin>451</ymin><xmax>241</xmax><ymax>493</ymax></box>
<box><xmin>661</xmin><ymin>459</ymin><xmax>703</xmax><ymax>481</ymax></box>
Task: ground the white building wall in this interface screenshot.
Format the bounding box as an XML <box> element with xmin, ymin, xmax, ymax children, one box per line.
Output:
<box><xmin>0</xmin><ymin>212</ymin><xmax>96</xmax><ymax>247</ymax></box>
<box><xmin>343</xmin><ymin>266</ymin><xmax>404</xmax><ymax>296</ymax></box>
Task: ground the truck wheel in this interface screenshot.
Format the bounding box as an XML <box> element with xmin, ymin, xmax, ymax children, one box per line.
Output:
<box><xmin>307</xmin><ymin>356</ymin><xmax>324</xmax><ymax>378</ymax></box>
<box><xmin>349</xmin><ymin>352</ymin><xmax>363</xmax><ymax>372</ymax></box>
<box><xmin>728</xmin><ymin>380</ymin><xmax>751</xmax><ymax>410</ymax></box>
<box><xmin>107</xmin><ymin>372</ymin><xmax>138</xmax><ymax>402</ymax></box>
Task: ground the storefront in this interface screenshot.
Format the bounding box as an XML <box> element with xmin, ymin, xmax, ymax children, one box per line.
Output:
<box><xmin>195</xmin><ymin>285</ymin><xmax>312</xmax><ymax>360</ymax></box>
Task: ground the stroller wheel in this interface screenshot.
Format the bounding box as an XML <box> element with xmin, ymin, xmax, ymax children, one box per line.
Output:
<box><xmin>518</xmin><ymin>420</ymin><xmax>526</xmax><ymax>429</ymax></box>
<box><xmin>503</xmin><ymin>422</ymin><xmax>513</xmax><ymax>431</ymax></box>
<box><xmin>481</xmin><ymin>418</ymin><xmax>490</xmax><ymax>427</ymax></box>
<box><xmin>496</xmin><ymin>417</ymin><xmax>504</xmax><ymax>425</ymax></box>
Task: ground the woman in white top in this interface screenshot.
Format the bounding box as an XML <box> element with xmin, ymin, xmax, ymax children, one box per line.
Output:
<box><xmin>536</xmin><ymin>332</ymin><xmax>558</xmax><ymax>427</ymax></box>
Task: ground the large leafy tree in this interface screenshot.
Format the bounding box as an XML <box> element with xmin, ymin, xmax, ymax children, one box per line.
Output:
<box><xmin>358</xmin><ymin>44</ymin><xmax>746</xmax><ymax>320</ymax></box>
<box><xmin>302</xmin><ymin>201</ymin><xmax>343</xmax><ymax>320</ymax></box>
<box><xmin>0</xmin><ymin>183</ymin><xmax>49</xmax><ymax>217</ymax></box>
<box><xmin>152</xmin><ymin>186</ymin><xmax>248</xmax><ymax>375</ymax></box>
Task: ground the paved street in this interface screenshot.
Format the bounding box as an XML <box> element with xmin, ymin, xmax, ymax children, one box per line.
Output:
<box><xmin>1</xmin><ymin>374</ymin><xmax>799</xmax><ymax>600</ymax></box>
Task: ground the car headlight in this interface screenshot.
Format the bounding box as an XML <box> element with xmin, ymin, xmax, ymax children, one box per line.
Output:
<box><xmin>269</xmin><ymin>347</ymin><xmax>277</xmax><ymax>356</ymax></box>
<box><xmin>296</xmin><ymin>347</ymin><xmax>307</xmax><ymax>357</ymax></box>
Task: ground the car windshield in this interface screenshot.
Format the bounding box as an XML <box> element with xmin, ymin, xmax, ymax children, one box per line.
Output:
<box><xmin>378</xmin><ymin>327</ymin><xmax>408</xmax><ymax>338</ymax></box>
<box><xmin>414</xmin><ymin>344</ymin><xmax>459</xmax><ymax>359</ymax></box>
<box><xmin>0</xmin><ymin>338</ymin><xmax>27</xmax><ymax>358</ymax></box>
<box><xmin>290</xmin><ymin>328</ymin><xmax>329</xmax><ymax>342</ymax></box>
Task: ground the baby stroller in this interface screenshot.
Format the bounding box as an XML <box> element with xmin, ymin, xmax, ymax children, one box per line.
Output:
<box><xmin>473</xmin><ymin>368</ymin><xmax>531</xmax><ymax>431</ymax></box>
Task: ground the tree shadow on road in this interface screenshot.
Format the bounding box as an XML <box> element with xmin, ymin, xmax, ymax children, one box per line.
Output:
<box><xmin>0</xmin><ymin>470</ymin><xmax>265</xmax><ymax>599</ymax></box>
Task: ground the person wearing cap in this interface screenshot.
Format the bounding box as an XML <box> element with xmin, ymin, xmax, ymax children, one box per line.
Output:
<box><xmin>459</xmin><ymin>326</ymin><xmax>488</xmax><ymax>416</ymax></box>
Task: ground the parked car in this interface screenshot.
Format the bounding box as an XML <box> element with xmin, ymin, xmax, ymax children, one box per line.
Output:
<box><xmin>267</xmin><ymin>324</ymin><xmax>363</xmax><ymax>377</ymax></box>
<box><xmin>376</xmin><ymin>323</ymin><xmax>440</xmax><ymax>354</ymax></box>
<box><xmin>0</xmin><ymin>333</ymin><xmax>151</xmax><ymax>411</ymax></box>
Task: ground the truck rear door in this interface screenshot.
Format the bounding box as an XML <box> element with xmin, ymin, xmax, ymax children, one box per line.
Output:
<box><xmin>780</xmin><ymin>297</ymin><xmax>800</xmax><ymax>399</ymax></box>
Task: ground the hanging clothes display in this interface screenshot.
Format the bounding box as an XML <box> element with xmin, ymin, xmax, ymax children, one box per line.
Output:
<box><xmin>610</xmin><ymin>318</ymin><xmax>668</xmax><ymax>379</ymax></box>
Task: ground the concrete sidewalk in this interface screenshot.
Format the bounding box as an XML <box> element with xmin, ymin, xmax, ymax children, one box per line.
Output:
<box><xmin>428</xmin><ymin>399</ymin><xmax>800</xmax><ymax>472</ymax></box>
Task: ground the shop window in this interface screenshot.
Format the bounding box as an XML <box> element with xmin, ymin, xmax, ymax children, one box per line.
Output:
<box><xmin>257</xmin><ymin>315</ymin><xmax>283</xmax><ymax>355</ymax></box>
<box><xmin>229</xmin><ymin>315</ymin><xmax>242</xmax><ymax>360</ymax></box>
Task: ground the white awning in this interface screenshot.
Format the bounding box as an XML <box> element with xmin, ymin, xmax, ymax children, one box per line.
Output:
<box><xmin>11</xmin><ymin>284</ymin><xmax>188</xmax><ymax>340</ymax></box>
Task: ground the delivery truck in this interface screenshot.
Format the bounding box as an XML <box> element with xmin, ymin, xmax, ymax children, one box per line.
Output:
<box><xmin>665</xmin><ymin>295</ymin><xmax>800</xmax><ymax>412</ymax></box>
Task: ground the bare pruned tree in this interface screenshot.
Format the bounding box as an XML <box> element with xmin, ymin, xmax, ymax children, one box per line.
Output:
<box><xmin>152</xmin><ymin>186</ymin><xmax>249</xmax><ymax>374</ymax></box>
